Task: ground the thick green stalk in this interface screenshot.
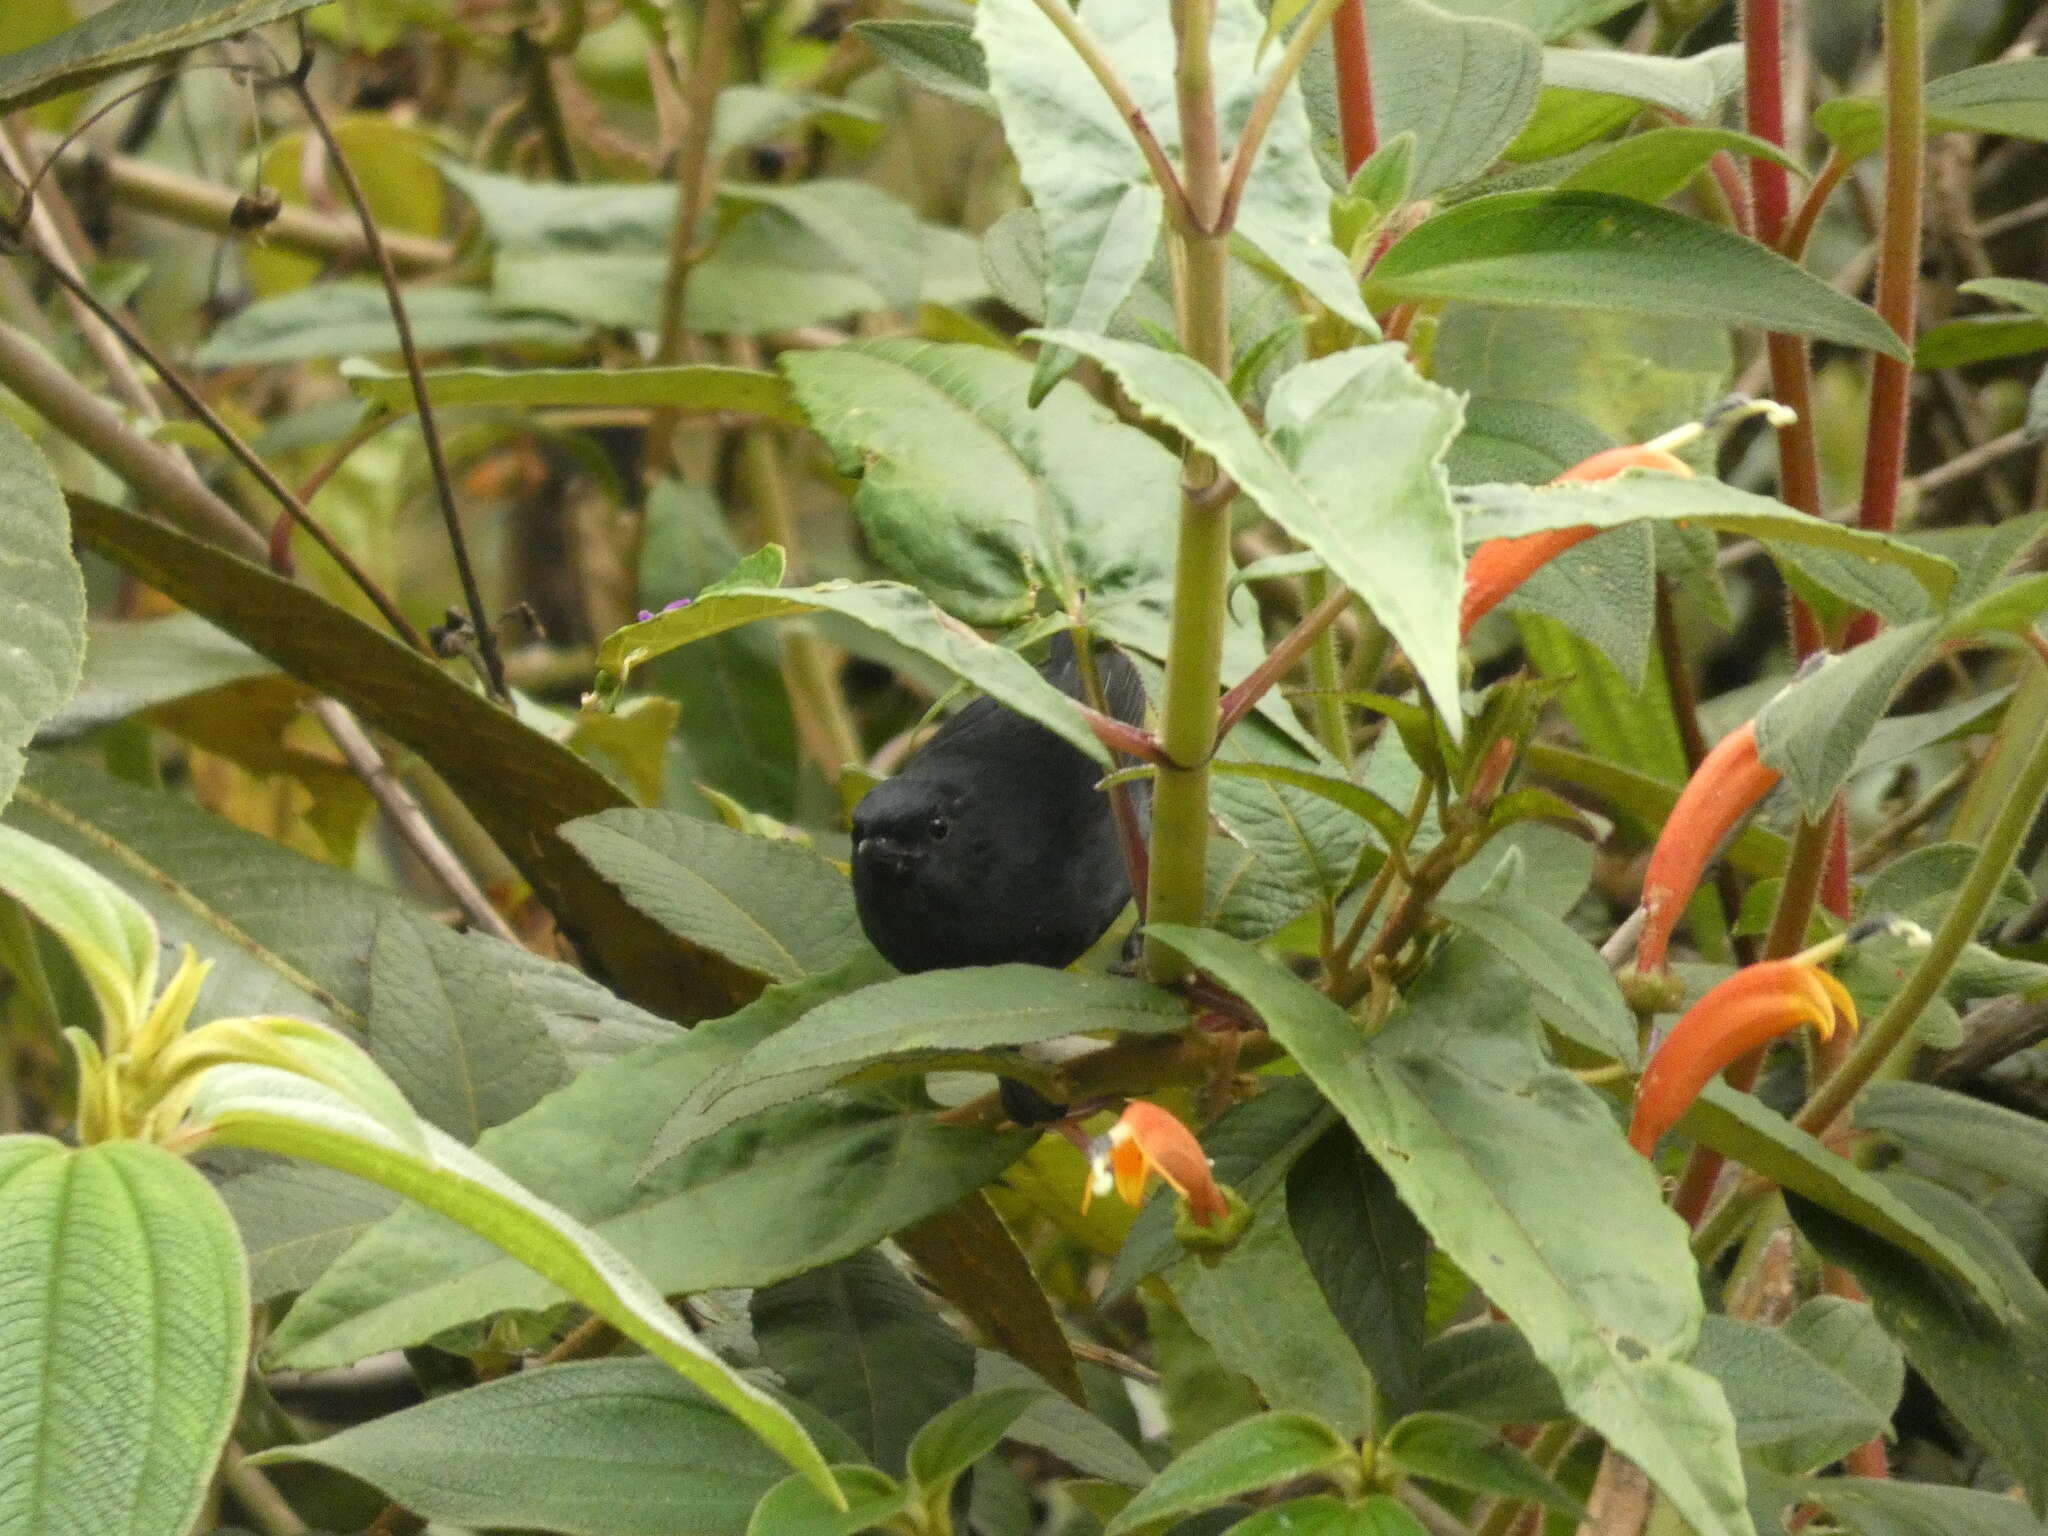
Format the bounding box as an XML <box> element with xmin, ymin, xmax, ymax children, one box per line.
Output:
<box><xmin>1144</xmin><ymin>0</ymin><xmax>1234</xmax><ymax>980</ymax></box>
<box><xmin>1797</xmin><ymin>677</ymin><xmax>2048</xmax><ymax>1137</ymax></box>
<box><xmin>1303</xmin><ymin>570</ymin><xmax>1351</xmax><ymax>767</ymax></box>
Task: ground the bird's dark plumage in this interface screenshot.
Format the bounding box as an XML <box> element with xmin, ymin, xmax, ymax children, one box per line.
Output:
<box><xmin>851</xmin><ymin>634</ymin><xmax>1147</xmax><ymax>975</ymax></box>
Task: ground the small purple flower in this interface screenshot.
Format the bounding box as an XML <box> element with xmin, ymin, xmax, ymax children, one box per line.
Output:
<box><xmin>634</xmin><ymin>598</ymin><xmax>694</xmax><ymax>624</ymax></box>
<box><xmin>636</xmin><ymin>610</ymin><xmax>653</xmax><ymax>622</ymax></box>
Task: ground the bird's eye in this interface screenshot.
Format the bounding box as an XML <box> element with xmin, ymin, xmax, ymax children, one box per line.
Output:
<box><xmin>927</xmin><ymin>814</ymin><xmax>950</xmax><ymax>841</ymax></box>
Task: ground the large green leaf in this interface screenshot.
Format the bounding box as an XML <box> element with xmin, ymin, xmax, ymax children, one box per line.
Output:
<box><xmin>1365</xmin><ymin>0</ymin><xmax>1541</xmax><ymax>196</ymax></box>
<box><xmin>1789</xmin><ymin>1174</ymin><xmax>2048</xmax><ymax>1516</ymax></box>
<box><xmin>0</xmin><ymin>418</ymin><xmax>85</xmax><ymax>816</ymax></box>
<box><xmin>192</xmin><ymin>284</ymin><xmax>586</xmax><ymax>367</ymax></box>
<box><xmin>1437</xmin><ymin>875</ymin><xmax>1638</xmax><ymax>1064</ymax></box>
<box><xmin>1431</xmin><ymin>0</ymin><xmax>1636</xmax><ymax>40</ymax></box>
<box><xmin>656</xmin><ymin>966</ymin><xmax>1183</xmax><ymax>1164</ymax></box>
<box><xmin>1690</xmin><ymin>1316</ymin><xmax>1891</xmax><ymax>1472</ymax></box>
<box><xmin>1104</xmin><ymin>1413</ymin><xmax>1354</xmax><ymax>1535</ymax></box>
<box><xmin>783</xmin><ymin>340</ymin><xmax>1179</xmax><ymax>628</ymax></box>
<box><xmin>596</xmin><ymin>574</ymin><xmax>1105</xmax><ymax>762</ymax></box>
<box><xmin>753</xmin><ymin>1248</ymin><xmax>975</xmax><ymax>1476</ymax></box>
<box><xmin>1822</xmin><ymin>58</ymin><xmax>2048</xmax><ymax>164</ymax></box>
<box><xmin>561</xmin><ymin>808</ymin><xmax>868</xmax><ymax>985</ymax></box>
<box><xmin>1382</xmin><ymin>1412</ymin><xmax>1586</xmax><ymax>1516</ymax></box>
<box><xmin>221</xmin><ymin>1160</ymin><xmax>402</xmax><ymax>1302</ymax></box>
<box><xmin>975</xmin><ymin>1351</ymin><xmax>1151</xmax><ymax>1484</ymax></box>
<box><xmin>38</xmin><ymin>613</ymin><xmax>275</xmax><ymax>741</ymax></box>
<box><xmin>1371</xmin><ymin>191</ymin><xmax>1909</xmax><ymax>359</ymax></box>
<box><xmin>0</xmin><ymin>0</ymin><xmax>329</xmax><ymax>111</ymax></box>
<box><xmin>190</xmin><ymin>1063</ymin><xmax>842</xmax><ymax>1503</ymax></box>
<box><xmin>1539</xmin><ymin>43</ymin><xmax>1744</xmax><ymax>123</ymax></box>
<box><xmin>5</xmin><ymin>759</ymin><xmax>675</xmax><ymax>1065</ymax></box>
<box><xmin>1562</xmin><ymin>127</ymin><xmax>1806</xmax><ymax>205</ymax></box>
<box><xmin>1855</xmin><ymin>1082</ymin><xmax>2048</xmax><ymax>1203</ymax></box>
<box><xmin>257</xmin><ymin>1357</ymin><xmax>789</xmax><ymax>1535</ymax></box>
<box><xmin>1806</xmin><ymin>1477</ymin><xmax>2048</xmax><ymax>1536</ymax></box>
<box><xmin>264</xmin><ymin>958</ymin><xmax>1031</xmax><ymax>1368</ymax></box>
<box><xmin>65</xmin><ymin>495</ymin><xmax>727</xmax><ymax>1018</ymax></box>
<box><xmin>1037</xmin><ymin>335</ymin><xmax>1466</xmax><ymax>729</ymax></box>
<box><xmin>0</xmin><ymin>1137</ymin><xmax>249</xmax><ymax>1536</ymax></box>
<box><xmin>852</xmin><ymin>20</ymin><xmax>991</xmax><ymax>109</ymax></box>
<box><xmin>1754</xmin><ymin>622</ymin><xmax>1941</xmax><ymax>813</ymax></box>
<box><xmin>344</xmin><ymin>362</ymin><xmax>800</xmax><ymax>422</ymax></box>
<box><xmin>1159</xmin><ymin>926</ymin><xmax>1754</xmax><ymax>1536</ymax></box>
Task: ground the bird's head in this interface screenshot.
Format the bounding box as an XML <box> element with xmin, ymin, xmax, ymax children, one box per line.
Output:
<box><xmin>850</xmin><ymin>771</ymin><xmax>968</xmax><ymax>892</ymax></box>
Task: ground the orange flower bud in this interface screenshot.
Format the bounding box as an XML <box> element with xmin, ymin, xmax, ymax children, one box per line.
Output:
<box><xmin>1459</xmin><ymin>445</ymin><xmax>1694</xmax><ymax>637</ymax></box>
<box><xmin>1084</xmin><ymin>1100</ymin><xmax>1230</xmax><ymax>1227</ymax></box>
<box><xmin>1635</xmin><ymin>719</ymin><xmax>1781</xmax><ymax>974</ymax></box>
<box><xmin>1628</xmin><ymin>959</ymin><xmax>1857</xmax><ymax>1156</ymax></box>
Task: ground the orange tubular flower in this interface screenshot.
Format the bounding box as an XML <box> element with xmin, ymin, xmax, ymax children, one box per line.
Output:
<box><xmin>1635</xmin><ymin>719</ymin><xmax>1781</xmax><ymax>974</ymax></box>
<box><xmin>1459</xmin><ymin>444</ymin><xmax>1695</xmax><ymax>637</ymax></box>
<box><xmin>1084</xmin><ymin>1101</ymin><xmax>1229</xmax><ymax>1227</ymax></box>
<box><xmin>1629</xmin><ymin>959</ymin><xmax>1858</xmax><ymax>1156</ymax></box>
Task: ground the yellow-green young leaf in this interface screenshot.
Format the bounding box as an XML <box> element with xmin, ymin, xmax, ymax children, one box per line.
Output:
<box><xmin>0</xmin><ymin>1136</ymin><xmax>249</xmax><ymax>1536</ymax></box>
<box><xmin>186</xmin><ymin>1064</ymin><xmax>845</xmax><ymax>1505</ymax></box>
<box><xmin>0</xmin><ymin>824</ymin><xmax>157</xmax><ymax>1041</ymax></box>
<box><xmin>906</xmin><ymin>1387</ymin><xmax>1045</xmax><ymax>1510</ymax></box>
<box><xmin>0</xmin><ymin>415</ymin><xmax>86</xmax><ymax>815</ymax></box>
<box><xmin>0</xmin><ymin>0</ymin><xmax>330</xmax><ymax>111</ymax></box>
<box><xmin>162</xmin><ymin>1016</ymin><xmax>427</xmax><ymax>1155</ymax></box>
<box><xmin>1371</xmin><ymin>191</ymin><xmax>1910</xmax><ymax>360</ymax></box>
<box><xmin>342</xmin><ymin>362</ymin><xmax>802</xmax><ymax>422</ymax></box>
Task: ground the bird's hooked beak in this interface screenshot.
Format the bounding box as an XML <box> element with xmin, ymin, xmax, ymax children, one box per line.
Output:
<box><xmin>855</xmin><ymin>833</ymin><xmax>917</xmax><ymax>882</ymax></box>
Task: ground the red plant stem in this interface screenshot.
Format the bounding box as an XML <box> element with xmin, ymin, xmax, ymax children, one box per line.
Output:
<box><xmin>1848</xmin><ymin>0</ymin><xmax>1926</xmax><ymax>646</ymax></box>
<box><xmin>1743</xmin><ymin>0</ymin><xmax>1829</xmax><ymax>659</ymax></box>
<box><xmin>1706</xmin><ymin>151</ymin><xmax>1755</xmax><ymax>237</ymax></box>
<box><xmin>1214</xmin><ymin>583</ymin><xmax>1351</xmax><ymax>740</ymax></box>
<box><xmin>1784</xmin><ymin>150</ymin><xmax>1849</xmax><ymax>263</ymax></box>
<box><xmin>1330</xmin><ymin>0</ymin><xmax>1376</xmax><ymax>174</ymax></box>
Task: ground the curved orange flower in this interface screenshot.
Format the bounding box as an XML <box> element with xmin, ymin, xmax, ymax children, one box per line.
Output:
<box><xmin>1628</xmin><ymin>959</ymin><xmax>1857</xmax><ymax>1156</ymax></box>
<box><xmin>1459</xmin><ymin>443</ymin><xmax>1694</xmax><ymax>637</ymax></box>
<box><xmin>1084</xmin><ymin>1100</ymin><xmax>1230</xmax><ymax>1227</ymax></box>
<box><xmin>1635</xmin><ymin>719</ymin><xmax>1781</xmax><ymax>974</ymax></box>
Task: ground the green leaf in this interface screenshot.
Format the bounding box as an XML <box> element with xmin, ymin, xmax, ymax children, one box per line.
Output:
<box><xmin>1562</xmin><ymin>127</ymin><xmax>1807</xmax><ymax>204</ymax></box>
<box><xmin>1523</xmin><ymin>742</ymin><xmax>1787</xmax><ymax>875</ymax></box>
<box><xmin>1286</xmin><ymin>1126</ymin><xmax>1429</xmax><ymax>1416</ymax></box>
<box><xmin>1856</xmin><ymin>1081</ymin><xmax>2048</xmax><ymax>1203</ymax></box>
<box><xmin>1682</xmin><ymin>1082</ymin><xmax>2004</xmax><ymax>1302</ymax></box>
<box><xmin>1103</xmin><ymin>1412</ymin><xmax>1353</xmax><ymax>1535</ymax></box>
<box><xmin>660</xmin><ymin>967</ymin><xmax>1183</xmax><ymax>1164</ymax></box>
<box><xmin>1208</xmin><ymin>759</ymin><xmax>1411</xmax><ymax>856</ymax></box>
<box><xmin>0</xmin><ymin>822</ymin><xmax>158</xmax><ymax>1042</ymax></box>
<box><xmin>0</xmin><ymin>0</ymin><xmax>329</xmax><ymax>111</ymax></box>
<box><xmin>754</xmin><ymin>1248</ymin><xmax>975</xmax><ymax>1476</ymax></box>
<box><xmin>1039</xmin><ymin>335</ymin><xmax>1467</xmax><ymax>729</ymax></box>
<box><xmin>255</xmin><ymin>1356</ymin><xmax>788</xmax><ymax>1535</ymax></box>
<box><xmin>1384</xmin><ymin>1411</ymin><xmax>1587</xmax><ymax>1516</ymax></box>
<box><xmin>1156</xmin><ymin>926</ymin><xmax>1754</xmax><ymax>1536</ymax></box>
<box><xmin>1372</xmin><ymin>191</ymin><xmax>1910</xmax><ymax>359</ymax></box>
<box><xmin>6</xmin><ymin>758</ymin><xmax>676</xmax><ymax>1062</ymax></box>
<box><xmin>343</xmin><ymin>362</ymin><xmax>800</xmax><ymax>422</ymax></box>
<box><xmin>1805</xmin><ymin>1477</ymin><xmax>2048</xmax><ymax>1536</ymax></box>
<box><xmin>1690</xmin><ymin>1316</ymin><xmax>1890</xmax><ymax>1472</ymax></box>
<box><xmin>724</xmin><ymin>181</ymin><xmax>924</xmax><ymax>314</ymax></box>
<box><xmin>222</xmin><ymin>1161</ymin><xmax>401</xmax><ymax>1302</ymax></box>
<box><xmin>1233</xmin><ymin>1496</ymin><xmax>1423</xmax><ymax>1536</ymax></box>
<box><xmin>596</xmin><ymin>576</ymin><xmax>1108</xmax><ymax>764</ymax></box>
<box><xmin>190</xmin><ymin>1063</ymin><xmax>843</xmax><ymax>1503</ymax></box>
<box><xmin>1754</xmin><ymin>621</ymin><xmax>1941</xmax><ymax>813</ymax></box>
<box><xmin>749</xmin><ymin>1466</ymin><xmax>905</xmax><ymax>1536</ymax></box>
<box><xmin>367</xmin><ymin>911</ymin><xmax>571</xmax><ymax>1142</ymax></box>
<box><xmin>1962</xmin><ymin>276</ymin><xmax>2048</xmax><ymax>320</ymax></box>
<box><xmin>1168</xmin><ymin>1198</ymin><xmax>1378</xmax><ymax>1439</ymax></box>
<box><xmin>781</xmin><ymin>340</ymin><xmax>1179</xmax><ymax>627</ymax></box>
<box><xmin>1862</xmin><ymin>844</ymin><xmax>2034</xmax><ymax>932</ymax></box>
<box><xmin>1456</xmin><ymin>473</ymin><xmax>1956</xmax><ymax>605</ymax></box>
<box><xmin>907</xmin><ymin>1387</ymin><xmax>1045</xmax><ymax>1506</ymax></box>
<box><xmin>1365</xmin><ymin>0</ymin><xmax>1542</xmax><ymax>197</ymax></box>
<box><xmin>1431</xmin><ymin>0</ymin><xmax>1636</xmax><ymax>40</ymax></box>
<box><xmin>192</xmin><ymin>284</ymin><xmax>586</xmax><ymax>367</ymax></box>
<box><xmin>66</xmin><ymin>495</ymin><xmax>723</xmax><ymax>1019</ymax></box>
<box><xmin>0</xmin><ymin>417</ymin><xmax>85</xmax><ymax>813</ymax></box>
<box><xmin>974</xmin><ymin>1352</ymin><xmax>1153</xmax><ymax>1486</ymax></box>
<box><xmin>0</xmin><ymin>1137</ymin><xmax>249</xmax><ymax>1536</ymax></box>
<box><xmin>39</xmin><ymin>613</ymin><xmax>275</xmax><ymax>742</ymax></box>
<box><xmin>903</xmin><ymin>1200</ymin><xmax>1085</xmax><ymax>1407</ymax></box>
<box><xmin>1540</xmin><ymin>43</ymin><xmax>1744</xmax><ymax>123</ymax></box>
<box><xmin>852</xmin><ymin>19</ymin><xmax>991</xmax><ymax>109</ymax></box>
<box><xmin>1415</xmin><ymin>1324</ymin><xmax>1568</xmax><ymax>1423</ymax></box>
<box><xmin>1914</xmin><ymin>315</ymin><xmax>2048</xmax><ymax>369</ymax></box>
<box><xmin>561</xmin><ymin>808</ymin><xmax>867</xmax><ymax>985</ymax></box>
<box><xmin>1924</xmin><ymin>57</ymin><xmax>2048</xmax><ymax>142</ymax></box>
<box><xmin>264</xmin><ymin>960</ymin><xmax>1030</xmax><ymax>1367</ymax></box>
<box><xmin>1790</xmin><ymin>1174</ymin><xmax>2048</xmax><ymax>1516</ymax></box>
<box><xmin>1437</xmin><ymin>882</ymin><xmax>1638</xmax><ymax>1064</ymax></box>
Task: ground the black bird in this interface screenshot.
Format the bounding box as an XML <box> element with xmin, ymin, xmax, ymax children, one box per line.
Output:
<box><xmin>851</xmin><ymin>633</ymin><xmax>1148</xmax><ymax>976</ymax></box>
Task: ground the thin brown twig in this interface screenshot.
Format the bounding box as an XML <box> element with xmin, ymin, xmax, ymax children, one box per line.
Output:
<box><xmin>285</xmin><ymin>45</ymin><xmax>510</xmax><ymax>701</ymax></box>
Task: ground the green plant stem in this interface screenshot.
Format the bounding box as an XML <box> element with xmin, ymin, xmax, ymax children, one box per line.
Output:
<box><xmin>222</xmin><ymin>1442</ymin><xmax>308</xmax><ymax>1536</ymax></box>
<box><xmin>288</xmin><ymin>68</ymin><xmax>509</xmax><ymax>702</ymax></box>
<box><xmin>652</xmin><ymin>0</ymin><xmax>738</xmax><ymax>368</ymax></box>
<box><xmin>1303</xmin><ymin>572</ymin><xmax>1351</xmax><ymax>768</ymax></box>
<box><xmin>512</xmin><ymin>26</ymin><xmax>583</xmax><ymax>181</ymax></box>
<box><xmin>1796</xmin><ymin>680</ymin><xmax>2048</xmax><ymax>1137</ymax></box>
<box><xmin>1144</xmin><ymin>0</ymin><xmax>1236</xmax><ymax>982</ymax></box>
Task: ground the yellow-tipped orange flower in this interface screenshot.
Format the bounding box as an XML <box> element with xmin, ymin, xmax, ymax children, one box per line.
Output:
<box><xmin>1628</xmin><ymin>959</ymin><xmax>1858</xmax><ymax>1156</ymax></box>
<box><xmin>1085</xmin><ymin>1101</ymin><xmax>1230</xmax><ymax>1227</ymax></box>
<box><xmin>1459</xmin><ymin>444</ymin><xmax>1694</xmax><ymax>637</ymax></box>
<box><xmin>1635</xmin><ymin>719</ymin><xmax>1781</xmax><ymax>974</ymax></box>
